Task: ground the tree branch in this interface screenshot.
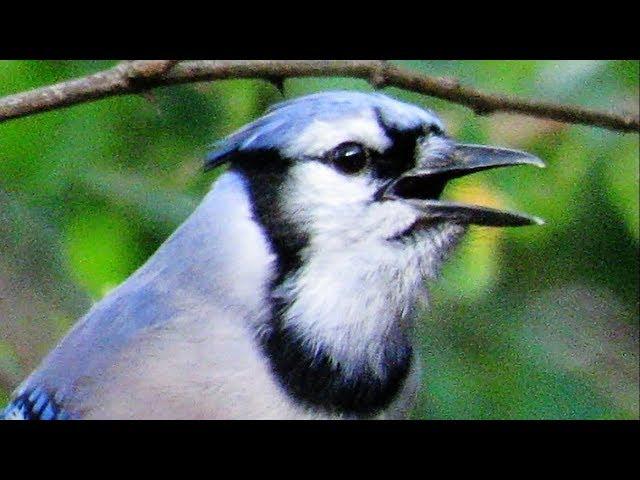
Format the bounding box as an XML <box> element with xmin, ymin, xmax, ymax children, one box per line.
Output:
<box><xmin>0</xmin><ymin>60</ymin><xmax>637</xmax><ymax>133</ymax></box>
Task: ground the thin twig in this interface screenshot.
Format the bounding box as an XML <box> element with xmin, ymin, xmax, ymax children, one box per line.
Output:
<box><xmin>0</xmin><ymin>60</ymin><xmax>637</xmax><ymax>133</ymax></box>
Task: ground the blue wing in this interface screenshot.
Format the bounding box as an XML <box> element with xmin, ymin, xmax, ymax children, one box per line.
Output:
<box><xmin>1</xmin><ymin>386</ymin><xmax>71</xmax><ymax>420</ymax></box>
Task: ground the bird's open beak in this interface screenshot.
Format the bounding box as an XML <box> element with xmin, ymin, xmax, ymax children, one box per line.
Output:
<box><xmin>382</xmin><ymin>144</ymin><xmax>545</xmax><ymax>227</ymax></box>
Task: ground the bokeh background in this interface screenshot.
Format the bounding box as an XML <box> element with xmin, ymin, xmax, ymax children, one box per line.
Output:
<box><xmin>0</xmin><ymin>60</ymin><xmax>638</xmax><ymax>419</ymax></box>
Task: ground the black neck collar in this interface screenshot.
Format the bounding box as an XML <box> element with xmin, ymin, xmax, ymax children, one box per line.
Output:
<box><xmin>262</xmin><ymin>298</ymin><xmax>413</xmax><ymax>417</ymax></box>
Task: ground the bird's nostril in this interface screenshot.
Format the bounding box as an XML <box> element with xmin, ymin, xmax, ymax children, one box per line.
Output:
<box><xmin>391</xmin><ymin>175</ymin><xmax>448</xmax><ymax>200</ymax></box>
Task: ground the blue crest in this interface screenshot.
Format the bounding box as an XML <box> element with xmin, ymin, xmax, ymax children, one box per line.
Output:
<box><xmin>205</xmin><ymin>91</ymin><xmax>442</xmax><ymax>170</ymax></box>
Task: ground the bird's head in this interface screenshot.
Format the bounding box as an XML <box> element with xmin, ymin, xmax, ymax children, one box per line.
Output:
<box><xmin>206</xmin><ymin>91</ymin><xmax>543</xmax><ymax>285</ymax></box>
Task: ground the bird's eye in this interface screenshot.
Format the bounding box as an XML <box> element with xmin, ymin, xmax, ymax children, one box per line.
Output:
<box><xmin>327</xmin><ymin>142</ymin><xmax>369</xmax><ymax>174</ymax></box>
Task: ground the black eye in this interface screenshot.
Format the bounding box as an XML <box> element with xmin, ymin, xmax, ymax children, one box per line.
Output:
<box><xmin>327</xmin><ymin>142</ymin><xmax>369</xmax><ymax>174</ymax></box>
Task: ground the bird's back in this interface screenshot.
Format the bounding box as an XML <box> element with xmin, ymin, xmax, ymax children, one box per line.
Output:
<box><xmin>6</xmin><ymin>172</ymin><xmax>311</xmax><ymax>419</ymax></box>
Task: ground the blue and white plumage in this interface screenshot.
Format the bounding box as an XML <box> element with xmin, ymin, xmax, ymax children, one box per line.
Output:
<box><xmin>2</xmin><ymin>91</ymin><xmax>542</xmax><ymax>419</ymax></box>
<box><xmin>2</xmin><ymin>387</ymin><xmax>70</xmax><ymax>420</ymax></box>
<box><xmin>206</xmin><ymin>91</ymin><xmax>443</xmax><ymax>168</ymax></box>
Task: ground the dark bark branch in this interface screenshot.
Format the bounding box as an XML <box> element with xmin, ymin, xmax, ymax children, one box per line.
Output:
<box><xmin>0</xmin><ymin>60</ymin><xmax>637</xmax><ymax>133</ymax></box>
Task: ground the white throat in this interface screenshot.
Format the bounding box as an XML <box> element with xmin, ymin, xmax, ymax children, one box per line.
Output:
<box><xmin>273</xmin><ymin>162</ymin><xmax>465</xmax><ymax>375</ymax></box>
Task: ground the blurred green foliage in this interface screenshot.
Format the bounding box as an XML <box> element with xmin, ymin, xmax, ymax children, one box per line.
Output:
<box><xmin>0</xmin><ymin>60</ymin><xmax>638</xmax><ymax>418</ymax></box>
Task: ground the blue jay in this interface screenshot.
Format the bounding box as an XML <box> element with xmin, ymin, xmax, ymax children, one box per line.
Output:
<box><xmin>1</xmin><ymin>91</ymin><xmax>543</xmax><ymax>419</ymax></box>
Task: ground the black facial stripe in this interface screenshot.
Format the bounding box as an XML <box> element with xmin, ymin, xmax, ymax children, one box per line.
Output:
<box><xmin>231</xmin><ymin>149</ymin><xmax>307</xmax><ymax>284</ymax></box>
<box><xmin>372</xmin><ymin>128</ymin><xmax>422</xmax><ymax>179</ymax></box>
<box><xmin>230</xmin><ymin>149</ymin><xmax>413</xmax><ymax>417</ymax></box>
<box><xmin>370</xmin><ymin>112</ymin><xmax>421</xmax><ymax>179</ymax></box>
<box><xmin>372</xmin><ymin>107</ymin><xmax>445</xmax><ymax>180</ymax></box>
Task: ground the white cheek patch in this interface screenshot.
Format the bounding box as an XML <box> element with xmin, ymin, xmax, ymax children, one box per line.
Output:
<box><xmin>282</xmin><ymin>162</ymin><xmax>421</xmax><ymax>250</ymax></box>
<box><xmin>286</xmin><ymin>161</ymin><xmax>373</xmax><ymax>209</ymax></box>
<box><xmin>283</xmin><ymin>116</ymin><xmax>391</xmax><ymax>159</ymax></box>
